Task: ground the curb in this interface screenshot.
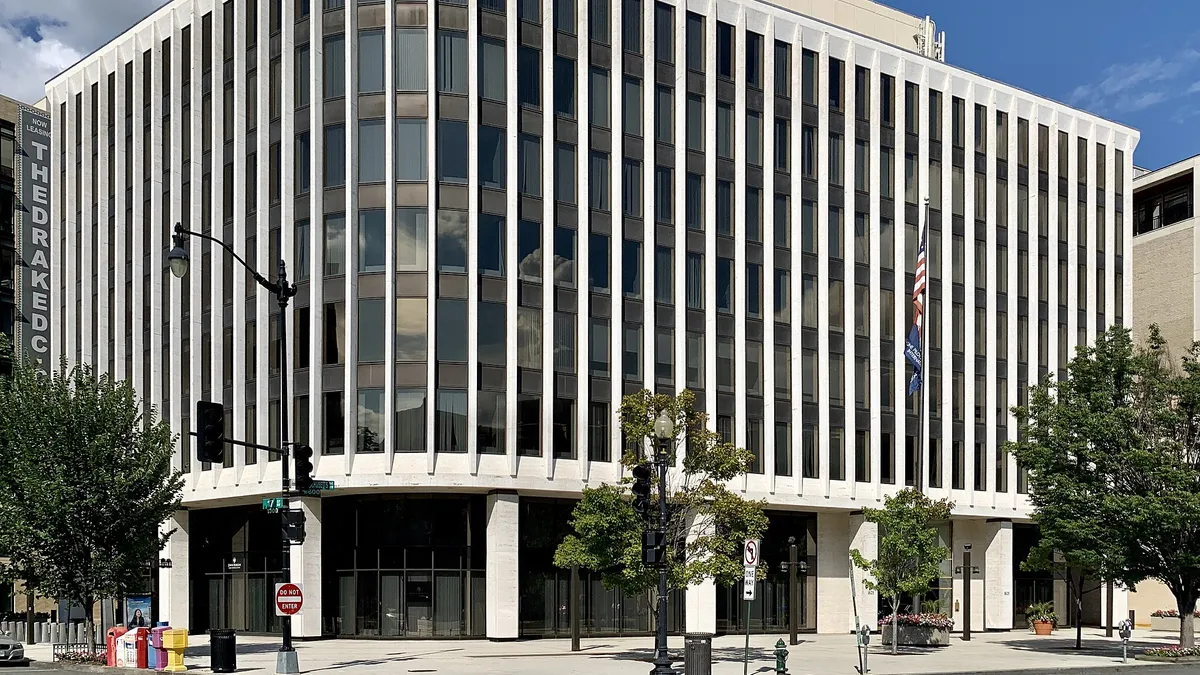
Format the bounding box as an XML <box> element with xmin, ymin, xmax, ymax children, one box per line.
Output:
<box><xmin>936</xmin><ymin>662</ymin><xmax>1190</xmax><ymax>667</ymax></box>
<box><xmin>27</xmin><ymin>661</ymin><xmax>157</xmax><ymax>675</ymax></box>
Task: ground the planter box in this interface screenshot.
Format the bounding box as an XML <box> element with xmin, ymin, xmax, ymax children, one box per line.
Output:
<box><xmin>1150</xmin><ymin>616</ymin><xmax>1181</xmax><ymax>632</ymax></box>
<box><xmin>880</xmin><ymin>625</ymin><xmax>951</xmax><ymax>647</ymax></box>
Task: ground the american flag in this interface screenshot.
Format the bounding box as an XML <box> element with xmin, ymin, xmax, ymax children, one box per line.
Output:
<box><xmin>904</xmin><ymin>226</ymin><xmax>928</xmax><ymax>395</ymax></box>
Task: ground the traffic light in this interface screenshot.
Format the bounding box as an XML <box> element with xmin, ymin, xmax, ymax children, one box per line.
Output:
<box><xmin>281</xmin><ymin>509</ymin><xmax>306</xmax><ymax>545</ymax></box>
<box><xmin>293</xmin><ymin>444</ymin><xmax>314</xmax><ymax>491</ymax></box>
<box><xmin>642</xmin><ymin>530</ymin><xmax>665</xmax><ymax>565</ymax></box>
<box><xmin>196</xmin><ymin>400</ymin><xmax>225</xmax><ymax>464</ymax></box>
<box><xmin>631</xmin><ymin>464</ymin><xmax>652</xmax><ymax>520</ymax></box>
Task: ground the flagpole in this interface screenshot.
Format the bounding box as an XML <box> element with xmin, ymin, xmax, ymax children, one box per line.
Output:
<box><xmin>916</xmin><ymin>197</ymin><xmax>930</xmax><ymax>493</ymax></box>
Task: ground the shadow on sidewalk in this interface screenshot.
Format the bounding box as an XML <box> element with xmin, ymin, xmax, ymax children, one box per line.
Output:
<box><xmin>999</xmin><ymin>636</ymin><xmax>1169</xmax><ymax>659</ymax></box>
<box><xmin>303</xmin><ymin>647</ymin><xmax>467</xmax><ymax>673</ymax></box>
<box><xmin>606</xmin><ymin>644</ymin><xmax>807</xmax><ymax>665</ymax></box>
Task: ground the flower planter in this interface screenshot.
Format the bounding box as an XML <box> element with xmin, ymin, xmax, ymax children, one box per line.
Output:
<box><xmin>1031</xmin><ymin>620</ymin><xmax>1054</xmax><ymax>636</ymax></box>
<box><xmin>1150</xmin><ymin>616</ymin><xmax>1180</xmax><ymax>632</ymax></box>
<box><xmin>1137</xmin><ymin>654</ymin><xmax>1200</xmax><ymax>664</ymax></box>
<box><xmin>1138</xmin><ymin>646</ymin><xmax>1200</xmax><ymax>663</ymax></box>
<box><xmin>880</xmin><ymin>625</ymin><xmax>951</xmax><ymax>646</ymax></box>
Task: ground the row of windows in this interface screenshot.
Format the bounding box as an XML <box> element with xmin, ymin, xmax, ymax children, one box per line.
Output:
<box><xmin>54</xmin><ymin>0</ymin><xmax>1129</xmax><ymax>490</ymax></box>
<box><xmin>210</xmin><ymin>379</ymin><xmax>1013</xmax><ymax>490</ymax></box>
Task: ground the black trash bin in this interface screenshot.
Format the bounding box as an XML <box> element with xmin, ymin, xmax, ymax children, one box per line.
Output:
<box><xmin>684</xmin><ymin>633</ymin><xmax>713</xmax><ymax>675</ymax></box>
<box><xmin>210</xmin><ymin>628</ymin><xmax>237</xmax><ymax>673</ymax></box>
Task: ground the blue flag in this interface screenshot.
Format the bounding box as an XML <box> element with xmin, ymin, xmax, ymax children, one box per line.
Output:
<box><xmin>905</xmin><ymin>324</ymin><xmax>922</xmax><ymax>395</ymax></box>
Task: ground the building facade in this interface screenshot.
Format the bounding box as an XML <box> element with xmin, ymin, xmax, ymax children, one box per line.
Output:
<box><xmin>0</xmin><ymin>92</ymin><xmax>57</xmax><ymax>621</ymax></box>
<box><xmin>0</xmin><ymin>96</ymin><xmax>19</xmax><ymax>378</ymax></box>
<box><xmin>45</xmin><ymin>0</ymin><xmax>1135</xmax><ymax>638</ymax></box>
<box><xmin>1127</xmin><ymin>156</ymin><xmax>1200</xmax><ymax>626</ymax></box>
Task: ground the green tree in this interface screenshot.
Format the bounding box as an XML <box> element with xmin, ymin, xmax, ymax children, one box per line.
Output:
<box><xmin>1012</xmin><ymin>326</ymin><xmax>1200</xmax><ymax>648</ymax></box>
<box><xmin>554</xmin><ymin>390</ymin><xmax>769</xmax><ymax>598</ymax></box>
<box><xmin>0</xmin><ymin>351</ymin><xmax>183</xmax><ymax>648</ymax></box>
<box><xmin>850</xmin><ymin>488</ymin><xmax>952</xmax><ymax>654</ymax></box>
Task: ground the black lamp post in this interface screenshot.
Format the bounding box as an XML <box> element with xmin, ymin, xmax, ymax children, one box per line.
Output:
<box><xmin>168</xmin><ymin>223</ymin><xmax>299</xmax><ymax>674</ymax></box>
<box><xmin>651</xmin><ymin>412</ymin><xmax>674</xmax><ymax>675</ymax></box>
<box><xmin>962</xmin><ymin>543</ymin><xmax>973</xmax><ymax>642</ymax></box>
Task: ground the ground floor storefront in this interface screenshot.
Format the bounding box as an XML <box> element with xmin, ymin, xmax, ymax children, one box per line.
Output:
<box><xmin>156</xmin><ymin>492</ymin><xmax>1101</xmax><ymax>638</ymax></box>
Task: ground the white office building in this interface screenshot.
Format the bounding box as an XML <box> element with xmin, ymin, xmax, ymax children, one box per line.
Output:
<box><xmin>45</xmin><ymin>0</ymin><xmax>1135</xmax><ymax>638</ymax></box>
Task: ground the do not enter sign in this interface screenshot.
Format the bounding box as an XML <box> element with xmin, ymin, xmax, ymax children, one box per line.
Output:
<box><xmin>275</xmin><ymin>582</ymin><xmax>304</xmax><ymax>616</ymax></box>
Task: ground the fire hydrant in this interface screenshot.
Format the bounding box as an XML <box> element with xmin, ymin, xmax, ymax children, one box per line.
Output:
<box><xmin>774</xmin><ymin>638</ymin><xmax>789</xmax><ymax>674</ymax></box>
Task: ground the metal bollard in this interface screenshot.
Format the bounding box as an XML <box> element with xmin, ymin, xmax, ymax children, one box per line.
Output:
<box><xmin>774</xmin><ymin>638</ymin><xmax>789</xmax><ymax>674</ymax></box>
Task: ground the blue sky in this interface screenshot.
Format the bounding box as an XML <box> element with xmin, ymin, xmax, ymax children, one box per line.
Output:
<box><xmin>886</xmin><ymin>0</ymin><xmax>1200</xmax><ymax>171</ymax></box>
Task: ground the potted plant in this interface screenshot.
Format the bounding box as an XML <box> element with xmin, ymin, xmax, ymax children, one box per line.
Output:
<box><xmin>1026</xmin><ymin>601</ymin><xmax>1056</xmax><ymax>635</ymax></box>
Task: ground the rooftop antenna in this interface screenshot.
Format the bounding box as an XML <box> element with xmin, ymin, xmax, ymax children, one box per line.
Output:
<box><xmin>916</xmin><ymin>16</ymin><xmax>946</xmax><ymax>62</ymax></box>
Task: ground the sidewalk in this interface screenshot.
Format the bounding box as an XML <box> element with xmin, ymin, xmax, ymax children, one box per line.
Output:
<box><xmin>22</xmin><ymin>627</ymin><xmax>1183</xmax><ymax>674</ymax></box>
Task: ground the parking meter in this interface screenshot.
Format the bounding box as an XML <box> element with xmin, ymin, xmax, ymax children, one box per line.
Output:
<box><xmin>855</xmin><ymin>624</ymin><xmax>871</xmax><ymax>674</ymax></box>
<box><xmin>1118</xmin><ymin>619</ymin><xmax>1133</xmax><ymax>663</ymax></box>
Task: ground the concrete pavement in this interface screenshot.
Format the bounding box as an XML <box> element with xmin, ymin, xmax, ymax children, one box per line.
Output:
<box><xmin>18</xmin><ymin>627</ymin><xmax>1190</xmax><ymax>674</ymax></box>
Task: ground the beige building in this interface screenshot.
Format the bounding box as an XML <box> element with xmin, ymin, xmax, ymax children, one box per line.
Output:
<box><xmin>1129</xmin><ymin>156</ymin><xmax>1200</xmax><ymax>626</ymax></box>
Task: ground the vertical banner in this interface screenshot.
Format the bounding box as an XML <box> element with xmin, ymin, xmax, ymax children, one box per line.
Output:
<box><xmin>19</xmin><ymin>107</ymin><xmax>52</xmax><ymax>372</ymax></box>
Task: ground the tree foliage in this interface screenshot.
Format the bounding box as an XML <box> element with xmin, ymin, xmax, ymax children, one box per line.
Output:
<box><xmin>1011</xmin><ymin>326</ymin><xmax>1200</xmax><ymax>648</ymax></box>
<box><xmin>554</xmin><ymin>390</ymin><xmax>769</xmax><ymax>596</ymax></box>
<box><xmin>0</xmin><ymin>349</ymin><xmax>183</xmax><ymax>645</ymax></box>
<box><xmin>850</xmin><ymin>488</ymin><xmax>951</xmax><ymax>653</ymax></box>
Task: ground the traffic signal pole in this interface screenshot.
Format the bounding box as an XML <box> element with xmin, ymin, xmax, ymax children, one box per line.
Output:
<box><xmin>274</xmin><ymin>260</ymin><xmax>299</xmax><ymax>675</ymax></box>
<box><xmin>169</xmin><ymin>225</ymin><xmax>300</xmax><ymax>674</ymax></box>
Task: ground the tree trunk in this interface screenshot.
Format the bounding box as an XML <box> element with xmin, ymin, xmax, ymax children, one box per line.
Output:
<box><xmin>84</xmin><ymin>597</ymin><xmax>95</xmax><ymax>653</ymax></box>
<box><xmin>1178</xmin><ymin>594</ymin><xmax>1197</xmax><ymax>649</ymax></box>
<box><xmin>1074</xmin><ymin>571</ymin><xmax>1085</xmax><ymax>650</ymax></box>
<box><xmin>891</xmin><ymin>596</ymin><xmax>899</xmax><ymax>655</ymax></box>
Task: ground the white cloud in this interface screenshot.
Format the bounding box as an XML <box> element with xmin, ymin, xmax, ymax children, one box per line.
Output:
<box><xmin>1068</xmin><ymin>47</ymin><xmax>1200</xmax><ymax>117</ymax></box>
<box><xmin>0</xmin><ymin>0</ymin><xmax>165</xmax><ymax>104</ymax></box>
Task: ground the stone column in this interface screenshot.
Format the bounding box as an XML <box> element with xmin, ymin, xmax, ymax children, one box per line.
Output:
<box><xmin>982</xmin><ymin>519</ymin><xmax>1014</xmax><ymax>630</ymax></box>
<box><xmin>1054</xmin><ymin>576</ymin><xmax>1070</xmax><ymax>626</ymax></box>
<box><xmin>1099</xmin><ymin>581</ymin><xmax>1128</xmax><ymax>630</ymax></box>
<box><xmin>848</xmin><ymin>512</ymin><xmax>878</xmax><ymax>632</ymax></box>
<box><xmin>486</xmin><ymin>491</ymin><xmax>519</xmax><ymax>640</ymax></box>
<box><xmin>816</xmin><ymin>512</ymin><xmax>849</xmax><ymax>633</ymax></box>
<box><xmin>292</xmin><ymin>497</ymin><xmax>323</xmax><ymax>638</ymax></box>
<box><xmin>158</xmin><ymin>510</ymin><xmax>189</xmax><ymax>630</ymax></box>
<box><xmin>684</xmin><ymin>512</ymin><xmax>716</xmax><ymax>634</ymax></box>
<box><xmin>951</xmin><ymin>519</ymin><xmax>988</xmax><ymax>632</ymax></box>
<box><xmin>816</xmin><ymin>511</ymin><xmax>877</xmax><ymax>633</ymax></box>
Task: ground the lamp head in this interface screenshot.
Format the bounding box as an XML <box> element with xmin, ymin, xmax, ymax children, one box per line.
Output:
<box><xmin>167</xmin><ymin>224</ymin><xmax>189</xmax><ymax>278</ymax></box>
<box><xmin>653</xmin><ymin>412</ymin><xmax>674</xmax><ymax>440</ymax></box>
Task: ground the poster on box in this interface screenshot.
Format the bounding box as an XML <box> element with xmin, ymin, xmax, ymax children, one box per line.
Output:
<box><xmin>126</xmin><ymin>595</ymin><xmax>152</xmax><ymax>628</ymax></box>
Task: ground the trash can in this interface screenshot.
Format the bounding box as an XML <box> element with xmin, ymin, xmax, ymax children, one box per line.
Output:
<box><xmin>210</xmin><ymin>628</ymin><xmax>237</xmax><ymax>674</ymax></box>
<box><xmin>684</xmin><ymin>633</ymin><xmax>713</xmax><ymax>675</ymax></box>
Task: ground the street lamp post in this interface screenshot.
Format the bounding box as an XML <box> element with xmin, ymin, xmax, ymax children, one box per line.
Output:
<box><xmin>168</xmin><ymin>223</ymin><xmax>299</xmax><ymax>674</ymax></box>
<box><xmin>962</xmin><ymin>543</ymin><xmax>973</xmax><ymax>642</ymax></box>
<box><xmin>788</xmin><ymin>536</ymin><xmax>798</xmax><ymax>646</ymax></box>
<box><xmin>651</xmin><ymin>412</ymin><xmax>674</xmax><ymax>675</ymax></box>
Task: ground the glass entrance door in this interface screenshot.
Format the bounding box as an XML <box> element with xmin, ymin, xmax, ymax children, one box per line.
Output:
<box><xmin>406</xmin><ymin>573</ymin><xmax>433</xmax><ymax>637</ymax></box>
<box><xmin>381</xmin><ymin>573</ymin><xmax>402</xmax><ymax>637</ymax></box>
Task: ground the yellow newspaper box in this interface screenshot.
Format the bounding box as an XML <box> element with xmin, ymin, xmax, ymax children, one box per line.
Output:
<box><xmin>162</xmin><ymin>629</ymin><xmax>189</xmax><ymax>672</ymax></box>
